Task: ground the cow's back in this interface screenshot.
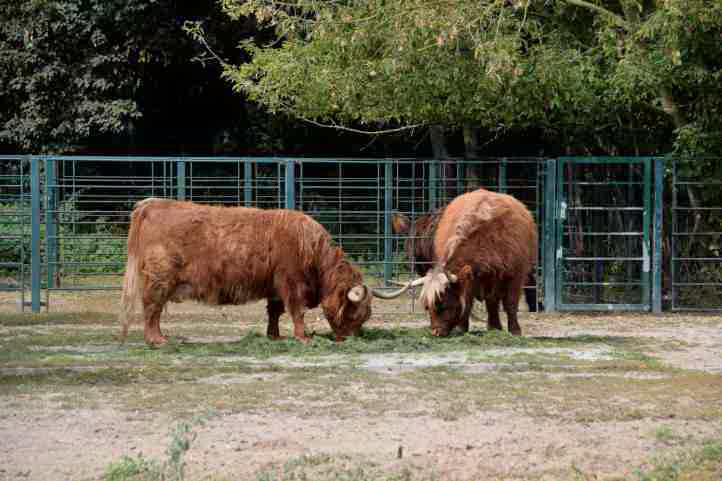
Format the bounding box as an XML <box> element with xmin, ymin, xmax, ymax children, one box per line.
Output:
<box><xmin>132</xmin><ymin>200</ymin><xmax>330</xmax><ymax>303</ymax></box>
<box><xmin>433</xmin><ymin>189</ymin><xmax>537</xmax><ymax>274</ymax></box>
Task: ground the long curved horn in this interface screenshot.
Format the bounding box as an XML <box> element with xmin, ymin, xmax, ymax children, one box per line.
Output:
<box><xmin>371</xmin><ymin>276</ymin><xmax>427</xmax><ymax>299</ymax></box>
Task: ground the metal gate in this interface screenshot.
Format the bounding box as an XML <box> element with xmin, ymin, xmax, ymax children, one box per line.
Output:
<box><xmin>0</xmin><ymin>156</ymin><xmax>32</xmax><ymax>309</ymax></box>
<box><xmin>551</xmin><ymin>157</ymin><xmax>656</xmax><ymax>310</ymax></box>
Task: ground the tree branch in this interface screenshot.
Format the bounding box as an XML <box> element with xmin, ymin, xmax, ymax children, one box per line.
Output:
<box><xmin>560</xmin><ymin>0</ymin><xmax>630</xmax><ymax>29</ymax></box>
<box><xmin>297</xmin><ymin>116</ymin><xmax>425</xmax><ymax>135</ymax></box>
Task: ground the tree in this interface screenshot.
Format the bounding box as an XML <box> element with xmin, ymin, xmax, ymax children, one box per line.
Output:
<box><xmin>0</xmin><ymin>0</ymin><xmax>273</xmax><ymax>155</ymax></box>
<box><xmin>0</xmin><ymin>0</ymin><xmax>147</xmax><ymax>152</ymax></box>
<box><xmin>215</xmin><ymin>0</ymin><xmax>722</xmax><ymax>156</ymax></box>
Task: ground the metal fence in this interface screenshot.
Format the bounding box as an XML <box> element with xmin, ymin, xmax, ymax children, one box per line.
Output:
<box><xmin>670</xmin><ymin>158</ymin><xmax>722</xmax><ymax>310</ymax></box>
<box><xmin>1</xmin><ymin>155</ymin><xmax>720</xmax><ymax>313</ymax></box>
<box><xmin>0</xmin><ymin>155</ymin><xmax>31</xmax><ymax>308</ymax></box>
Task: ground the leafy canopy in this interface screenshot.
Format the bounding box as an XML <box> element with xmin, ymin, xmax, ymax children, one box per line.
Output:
<box><xmin>218</xmin><ymin>0</ymin><xmax>722</xmax><ymax>155</ymax></box>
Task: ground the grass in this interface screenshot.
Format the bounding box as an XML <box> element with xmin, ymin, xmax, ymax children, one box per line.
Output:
<box><xmin>637</xmin><ymin>438</ymin><xmax>722</xmax><ymax>481</ymax></box>
<box><xmin>100</xmin><ymin>433</ymin><xmax>722</xmax><ymax>481</ymax></box>
<box><xmin>1</xmin><ymin>315</ymin><xmax>719</xmax><ymax>422</ymax></box>
<box><xmin>1</xmin><ymin>308</ymin><xmax>721</xmax><ymax>480</ymax></box>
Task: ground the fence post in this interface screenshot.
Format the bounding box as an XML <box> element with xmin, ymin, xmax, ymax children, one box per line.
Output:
<box><xmin>44</xmin><ymin>158</ymin><xmax>57</xmax><ymax>289</ymax></box>
<box><xmin>429</xmin><ymin>159</ymin><xmax>438</xmax><ymax>210</ymax></box>
<box><xmin>176</xmin><ymin>158</ymin><xmax>186</xmax><ymax>200</ymax></box>
<box><xmin>30</xmin><ymin>157</ymin><xmax>41</xmax><ymax>312</ymax></box>
<box><xmin>384</xmin><ymin>161</ymin><xmax>393</xmax><ymax>285</ymax></box>
<box><xmin>285</xmin><ymin>159</ymin><xmax>296</xmax><ymax>209</ymax></box>
<box><xmin>456</xmin><ymin>160</ymin><xmax>465</xmax><ymax>195</ymax></box>
<box><xmin>642</xmin><ymin>157</ymin><xmax>652</xmax><ymax>309</ymax></box>
<box><xmin>499</xmin><ymin>157</ymin><xmax>507</xmax><ymax>193</ymax></box>
<box><xmin>652</xmin><ymin>157</ymin><xmax>664</xmax><ymax>313</ymax></box>
<box><xmin>543</xmin><ymin>158</ymin><xmax>557</xmax><ymax>312</ymax></box>
<box><xmin>244</xmin><ymin>160</ymin><xmax>252</xmax><ymax>206</ymax></box>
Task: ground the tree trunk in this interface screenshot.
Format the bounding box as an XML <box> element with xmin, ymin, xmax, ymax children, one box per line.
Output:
<box><xmin>462</xmin><ymin>124</ymin><xmax>479</xmax><ymax>160</ymax></box>
<box><xmin>462</xmin><ymin>123</ymin><xmax>480</xmax><ymax>190</ymax></box>
<box><xmin>429</xmin><ymin>125</ymin><xmax>455</xmax><ymax>204</ymax></box>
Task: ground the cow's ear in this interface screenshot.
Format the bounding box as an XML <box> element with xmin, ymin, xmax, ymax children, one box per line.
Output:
<box><xmin>347</xmin><ymin>285</ymin><xmax>367</xmax><ymax>303</ymax></box>
<box><xmin>391</xmin><ymin>213</ymin><xmax>410</xmax><ymax>234</ymax></box>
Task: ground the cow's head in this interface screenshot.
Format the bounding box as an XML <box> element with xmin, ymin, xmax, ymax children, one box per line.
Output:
<box><xmin>324</xmin><ymin>284</ymin><xmax>372</xmax><ymax>341</ymax></box>
<box><xmin>378</xmin><ymin>265</ymin><xmax>475</xmax><ymax>337</ymax></box>
<box><xmin>419</xmin><ymin>265</ymin><xmax>474</xmax><ymax>336</ymax></box>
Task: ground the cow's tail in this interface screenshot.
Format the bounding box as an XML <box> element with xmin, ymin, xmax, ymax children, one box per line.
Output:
<box><xmin>119</xmin><ymin>199</ymin><xmax>156</xmax><ymax>342</ymax></box>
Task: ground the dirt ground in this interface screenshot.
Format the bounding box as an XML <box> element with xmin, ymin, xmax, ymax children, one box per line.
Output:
<box><xmin>0</xmin><ymin>290</ymin><xmax>721</xmax><ymax>481</ymax></box>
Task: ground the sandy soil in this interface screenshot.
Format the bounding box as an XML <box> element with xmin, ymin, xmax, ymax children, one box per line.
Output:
<box><xmin>1</xmin><ymin>294</ymin><xmax>721</xmax><ymax>481</ymax></box>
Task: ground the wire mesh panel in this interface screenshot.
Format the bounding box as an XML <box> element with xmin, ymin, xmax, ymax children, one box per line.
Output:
<box><xmin>181</xmin><ymin>157</ymin><xmax>283</xmax><ymax>208</ymax></box>
<box><xmin>45</xmin><ymin>156</ymin><xmax>179</xmax><ymax>293</ymax></box>
<box><xmin>0</xmin><ymin>156</ymin><xmax>30</xmax><ymax>309</ymax></box>
<box><xmin>556</xmin><ymin>157</ymin><xmax>651</xmax><ymax>309</ymax></box>
<box><xmin>389</xmin><ymin>158</ymin><xmax>546</xmax><ymax>312</ymax></box>
<box><xmin>671</xmin><ymin>157</ymin><xmax>722</xmax><ymax>310</ymax></box>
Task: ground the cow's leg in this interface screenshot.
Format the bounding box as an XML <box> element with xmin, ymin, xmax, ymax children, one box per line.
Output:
<box><xmin>486</xmin><ymin>298</ymin><xmax>502</xmax><ymax>331</ymax></box>
<box><xmin>275</xmin><ymin>276</ymin><xmax>312</xmax><ymax>343</ymax></box>
<box><xmin>143</xmin><ymin>302</ymin><xmax>167</xmax><ymax>346</ymax></box>
<box><xmin>503</xmin><ymin>276</ymin><xmax>525</xmax><ymax>336</ymax></box>
<box><xmin>141</xmin><ymin>272</ymin><xmax>171</xmax><ymax>347</ymax></box>
<box><xmin>289</xmin><ymin>308</ymin><xmax>310</xmax><ymax>343</ymax></box>
<box><xmin>266</xmin><ymin>298</ymin><xmax>286</xmax><ymax>340</ymax></box>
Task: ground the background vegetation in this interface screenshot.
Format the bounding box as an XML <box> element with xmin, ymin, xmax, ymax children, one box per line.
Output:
<box><xmin>1</xmin><ymin>0</ymin><xmax>721</xmax><ymax>159</ymax></box>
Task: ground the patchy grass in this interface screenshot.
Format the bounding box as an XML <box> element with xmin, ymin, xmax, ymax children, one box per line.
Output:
<box><xmin>636</xmin><ymin>437</ymin><xmax>722</xmax><ymax>481</ymax></box>
<box><xmin>2</xmin><ymin>306</ymin><xmax>722</xmax><ymax>481</ymax></box>
<box><xmin>0</xmin><ymin>311</ymin><xmax>116</xmax><ymax>326</ymax></box>
<box><xmin>1</xmin><ymin>315</ymin><xmax>718</xmax><ymax>423</ymax></box>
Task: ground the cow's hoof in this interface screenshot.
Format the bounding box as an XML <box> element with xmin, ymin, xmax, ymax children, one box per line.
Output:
<box><xmin>268</xmin><ymin>335</ymin><xmax>288</xmax><ymax>341</ymax></box>
<box><xmin>294</xmin><ymin>335</ymin><xmax>311</xmax><ymax>343</ymax></box>
<box><xmin>146</xmin><ymin>336</ymin><xmax>168</xmax><ymax>347</ymax></box>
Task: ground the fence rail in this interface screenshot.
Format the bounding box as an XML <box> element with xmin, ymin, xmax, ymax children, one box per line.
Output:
<box><xmin>1</xmin><ymin>155</ymin><xmax>720</xmax><ymax>314</ymax></box>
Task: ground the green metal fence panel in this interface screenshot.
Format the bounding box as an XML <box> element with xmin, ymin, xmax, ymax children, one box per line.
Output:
<box><xmin>653</xmin><ymin>157</ymin><xmax>664</xmax><ymax>313</ymax></box>
<box><xmin>670</xmin><ymin>157</ymin><xmax>722</xmax><ymax>310</ymax></box>
<box><xmin>11</xmin><ymin>154</ymin><xmax>722</xmax><ymax>314</ymax></box>
<box><xmin>555</xmin><ymin>157</ymin><xmax>652</xmax><ymax>311</ymax></box>
<box><xmin>45</xmin><ymin>158</ymin><xmax>58</xmax><ymax>290</ymax></box>
<box><xmin>543</xmin><ymin>158</ymin><xmax>557</xmax><ymax>312</ymax></box>
<box><xmin>30</xmin><ymin>157</ymin><xmax>41</xmax><ymax>312</ymax></box>
<box><xmin>0</xmin><ymin>156</ymin><xmax>31</xmax><ymax>310</ymax></box>
<box><xmin>392</xmin><ymin>157</ymin><xmax>546</xmax><ymax>311</ymax></box>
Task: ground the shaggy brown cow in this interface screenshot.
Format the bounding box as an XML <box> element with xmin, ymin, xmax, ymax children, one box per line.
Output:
<box><xmin>392</xmin><ymin>209</ymin><xmax>541</xmax><ymax>312</ymax></box>
<box><xmin>390</xmin><ymin>188</ymin><xmax>538</xmax><ymax>336</ymax></box>
<box><xmin>119</xmin><ymin>198</ymin><xmax>383</xmax><ymax>346</ymax></box>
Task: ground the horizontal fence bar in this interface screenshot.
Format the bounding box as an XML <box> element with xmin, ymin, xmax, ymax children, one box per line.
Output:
<box><xmin>557</xmin><ymin>304</ymin><xmax>650</xmax><ymax>311</ymax></box>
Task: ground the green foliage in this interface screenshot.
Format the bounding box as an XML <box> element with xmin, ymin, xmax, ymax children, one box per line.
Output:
<box><xmin>636</xmin><ymin>438</ymin><xmax>722</xmax><ymax>481</ymax></box>
<box><xmin>0</xmin><ymin>1</ymin><xmax>149</xmax><ymax>152</ymax></box>
<box><xmin>0</xmin><ymin>201</ymin><xmax>126</xmax><ymax>277</ymax></box>
<box><xmin>0</xmin><ymin>203</ymin><xmax>29</xmax><ymax>274</ymax></box>
<box><xmin>103</xmin><ymin>416</ymin><xmax>211</xmax><ymax>481</ymax></box>
<box><xmin>216</xmin><ymin>0</ymin><xmax>722</xmax><ymax>155</ymax></box>
<box><xmin>104</xmin><ymin>455</ymin><xmax>161</xmax><ymax>481</ymax></box>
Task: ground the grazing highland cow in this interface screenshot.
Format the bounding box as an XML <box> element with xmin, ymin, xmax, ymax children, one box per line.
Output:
<box><xmin>119</xmin><ymin>198</ymin><xmax>383</xmax><ymax>346</ymax></box>
<box><xmin>392</xmin><ymin>209</ymin><xmax>541</xmax><ymax>312</ymax></box>
<box><xmin>389</xmin><ymin>189</ymin><xmax>538</xmax><ymax>336</ymax></box>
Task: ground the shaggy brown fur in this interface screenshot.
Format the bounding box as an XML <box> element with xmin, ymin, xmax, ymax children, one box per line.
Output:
<box><xmin>394</xmin><ymin>189</ymin><xmax>537</xmax><ymax>336</ymax></box>
<box><xmin>119</xmin><ymin>198</ymin><xmax>372</xmax><ymax>346</ymax></box>
<box><xmin>392</xmin><ymin>208</ymin><xmax>540</xmax><ymax>314</ymax></box>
